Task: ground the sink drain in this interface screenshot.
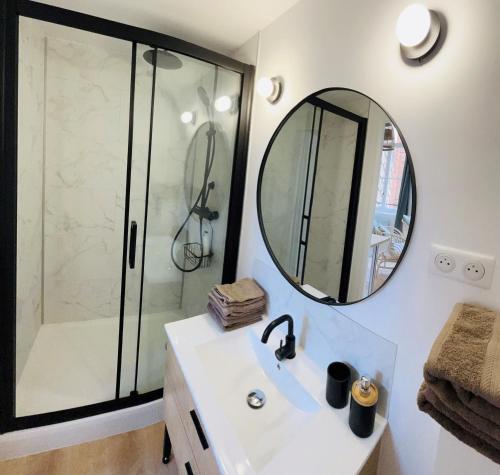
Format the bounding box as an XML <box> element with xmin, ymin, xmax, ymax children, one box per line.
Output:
<box><xmin>247</xmin><ymin>389</ymin><xmax>266</xmax><ymax>409</ymax></box>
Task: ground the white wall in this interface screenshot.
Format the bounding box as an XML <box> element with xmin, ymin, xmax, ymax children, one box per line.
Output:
<box><xmin>237</xmin><ymin>1</ymin><xmax>500</xmax><ymax>474</ymax></box>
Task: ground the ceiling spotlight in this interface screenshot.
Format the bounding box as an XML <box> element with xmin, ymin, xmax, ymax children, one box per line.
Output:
<box><xmin>256</xmin><ymin>76</ymin><xmax>282</xmax><ymax>104</ymax></box>
<box><xmin>214</xmin><ymin>95</ymin><xmax>232</xmax><ymax>112</ymax></box>
<box><xmin>396</xmin><ymin>4</ymin><xmax>441</xmax><ymax>60</ymax></box>
<box><xmin>180</xmin><ymin>111</ymin><xmax>195</xmax><ymax>124</ymax></box>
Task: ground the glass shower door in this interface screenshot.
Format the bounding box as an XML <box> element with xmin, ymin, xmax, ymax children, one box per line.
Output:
<box><xmin>16</xmin><ymin>17</ymin><xmax>133</xmax><ymax>416</ymax></box>
<box><xmin>16</xmin><ymin>15</ymin><xmax>247</xmax><ymax>415</ymax></box>
<box><xmin>119</xmin><ymin>46</ymin><xmax>243</xmax><ymax>396</ymax></box>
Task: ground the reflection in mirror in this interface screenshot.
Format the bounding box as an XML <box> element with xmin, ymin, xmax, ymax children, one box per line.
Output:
<box><xmin>258</xmin><ymin>89</ymin><xmax>415</xmax><ymax>304</ymax></box>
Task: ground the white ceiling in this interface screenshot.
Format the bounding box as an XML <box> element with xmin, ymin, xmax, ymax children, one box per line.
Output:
<box><xmin>38</xmin><ymin>0</ymin><xmax>300</xmax><ymax>55</ymax></box>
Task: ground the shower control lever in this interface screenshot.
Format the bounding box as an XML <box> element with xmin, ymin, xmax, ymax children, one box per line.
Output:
<box><xmin>129</xmin><ymin>221</ymin><xmax>137</xmax><ymax>269</ymax></box>
<box><xmin>193</xmin><ymin>205</ymin><xmax>219</xmax><ymax>221</ymax></box>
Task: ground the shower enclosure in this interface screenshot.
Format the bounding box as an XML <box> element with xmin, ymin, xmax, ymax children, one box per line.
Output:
<box><xmin>0</xmin><ymin>1</ymin><xmax>253</xmax><ymax>431</ymax></box>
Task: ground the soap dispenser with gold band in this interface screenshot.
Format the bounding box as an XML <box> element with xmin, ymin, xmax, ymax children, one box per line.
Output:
<box><xmin>349</xmin><ymin>376</ymin><xmax>378</xmax><ymax>438</ymax></box>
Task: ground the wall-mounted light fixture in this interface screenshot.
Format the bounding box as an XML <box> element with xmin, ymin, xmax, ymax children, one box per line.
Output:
<box><xmin>214</xmin><ymin>95</ymin><xmax>232</xmax><ymax>112</ymax></box>
<box><xmin>180</xmin><ymin>111</ymin><xmax>196</xmax><ymax>124</ymax></box>
<box><xmin>396</xmin><ymin>4</ymin><xmax>441</xmax><ymax>60</ymax></box>
<box><xmin>256</xmin><ymin>76</ymin><xmax>283</xmax><ymax>104</ymax></box>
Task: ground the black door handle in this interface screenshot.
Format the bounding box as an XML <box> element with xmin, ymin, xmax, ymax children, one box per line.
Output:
<box><xmin>129</xmin><ymin>221</ymin><xmax>137</xmax><ymax>269</ymax></box>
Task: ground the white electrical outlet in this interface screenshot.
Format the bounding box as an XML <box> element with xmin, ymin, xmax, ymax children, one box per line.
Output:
<box><xmin>463</xmin><ymin>262</ymin><xmax>485</xmax><ymax>281</ymax></box>
<box><xmin>434</xmin><ymin>253</ymin><xmax>456</xmax><ymax>273</ymax></box>
<box><xmin>430</xmin><ymin>244</ymin><xmax>495</xmax><ymax>289</ymax></box>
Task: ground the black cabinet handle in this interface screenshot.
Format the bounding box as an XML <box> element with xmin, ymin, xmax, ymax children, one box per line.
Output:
<box><xmin>189</xmin><ymin>409</ymin><xmax>209</xmax><ymax>450</ymax></box>
<box><xmin>185</xmin><ymin>462</ymin><xmax>194</xmax><ymax>475</ymax></box>
<box><xmin>129</xmin><ymin>221</ymin><xmax>137</xmax><ymax>269</ymax></box>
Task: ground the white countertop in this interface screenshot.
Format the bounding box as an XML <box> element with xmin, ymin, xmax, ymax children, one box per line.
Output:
<box><xmin>165</xmin><ymin>314</ymin><xmax>387</xmax><ymax>475</ymax></box>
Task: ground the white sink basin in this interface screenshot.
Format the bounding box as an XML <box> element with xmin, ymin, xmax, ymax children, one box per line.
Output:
<box><xmin>196</xmin><ymin>329</ymin><xmax>319</xmax><ymax>470</ymax></box>
<box><xmin>165</xmin><ymin>314</ymin><xmax>387</xmax><ymax>475</ymax></box>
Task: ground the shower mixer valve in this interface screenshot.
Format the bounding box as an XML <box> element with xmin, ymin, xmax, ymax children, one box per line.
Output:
<box><xmin>193</xmin><ymin>205</ymin><xmax>219</xmax><ymax>221</ymax></box>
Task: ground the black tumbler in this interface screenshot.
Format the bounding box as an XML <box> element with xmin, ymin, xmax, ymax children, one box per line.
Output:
<box><xmin>326</xmin><ymin>362</ymin><xmax>351</xmax><ymax>408</ymax></box>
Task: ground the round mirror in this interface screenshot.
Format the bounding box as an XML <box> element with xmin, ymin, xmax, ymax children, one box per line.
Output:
<box><xmin>258</xmin><ymin>88</ymin><xmax>416</xmax><ymax>305</ymax></box>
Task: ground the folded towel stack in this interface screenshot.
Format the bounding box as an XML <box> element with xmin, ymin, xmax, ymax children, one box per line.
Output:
<box><xmin>417</xmin><ymin>303</ymin><xmax>500</xmax><ymax>464</ymax></box>
<box><xmin>207</xmin><ymin>278</ymin><xmax>265</xmax><ymax>331</ymax></box>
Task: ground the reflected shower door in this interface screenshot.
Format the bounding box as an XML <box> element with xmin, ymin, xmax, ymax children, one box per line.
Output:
<box><xmin>16</xmin><ymin>18</ymin><xmax>133</xmax><ymax>416</ymax></box>
<box><xmin>119</xmin><ymin>47</ymin><xmax>243</xmax><ymax>396</ymax></box>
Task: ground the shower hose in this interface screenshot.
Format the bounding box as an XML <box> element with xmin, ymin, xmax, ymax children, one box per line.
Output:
<box><xmin>170</xmin><ymin>122</ymin><xmax>217</xmax><ymax>272</ymax></box>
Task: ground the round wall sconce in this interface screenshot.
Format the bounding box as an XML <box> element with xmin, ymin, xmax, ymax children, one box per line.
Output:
<box><xmin>256</xmin><ymin>76</ymin><xmax>283</xmax><ymax>104</ymax></box>
<box><xmin>396</xmin><ymin>4</ymin><xmax>441</xmax><ymax>60</ymax></box>
<box><xmin>214</xmin><ymin>95</ymin><xmax>232</xmax><ymax>112</ymax></box>
<box><xmin>180</xmin><ymin>111</ymin><xmax>196</xmax><ymax>124</ymax></box>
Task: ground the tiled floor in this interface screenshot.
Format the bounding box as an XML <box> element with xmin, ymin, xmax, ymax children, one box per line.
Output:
<box><xmin>0</xmin><ymin>423</ymin><xmax>179</xmax><ymax>475</ymax></box>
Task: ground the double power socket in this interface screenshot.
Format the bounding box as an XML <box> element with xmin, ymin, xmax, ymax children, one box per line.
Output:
<box><xmin>430</xmin><ymin>244</ymin><xmax>495</xmax><ymax>289</ymax></box>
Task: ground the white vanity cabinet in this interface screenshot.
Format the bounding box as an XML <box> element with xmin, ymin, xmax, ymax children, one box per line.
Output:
<box><xmin>164</xmin><ymin>343</ymin><xmax>220</xmax><ymax>475</ymax></box>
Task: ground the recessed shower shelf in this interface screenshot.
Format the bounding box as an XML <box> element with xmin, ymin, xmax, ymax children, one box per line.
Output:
<box><xmin>184</xmin><ymin>242</ymin><xmax>213</xmax><ymax>269</ymax></box>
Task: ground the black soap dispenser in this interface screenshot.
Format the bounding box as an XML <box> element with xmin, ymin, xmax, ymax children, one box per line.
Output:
<box><xmin>349</xmin><ymin>376</ymin><xmax>378</xmax><ymax>438</ymax></box>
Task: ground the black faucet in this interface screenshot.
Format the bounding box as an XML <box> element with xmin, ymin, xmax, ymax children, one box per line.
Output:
<box><xmin>261</xmin><ymin>314</ymin><xmax>296</xmax><ymax>361</ymax></box>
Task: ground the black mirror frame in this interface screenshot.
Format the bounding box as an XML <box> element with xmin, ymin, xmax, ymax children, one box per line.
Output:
<box><xmin>256</xmin><ymin>87</ymin><xmax>417</xmax><ymax>306</ymax></box>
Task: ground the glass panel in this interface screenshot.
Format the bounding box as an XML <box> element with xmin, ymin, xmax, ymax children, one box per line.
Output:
<box><xmin>130</xmin><ymin>50</ymin><xmax>243</xmax><ymax>394</ymax></box>
<box><xmin>16</xmin><ymin>17</ymin><xmax>132</xmax><ymax>415</ymax></box>
<box><xmin>303</xmin><ymin>110</ymin><xmax>359</xmax><ymax>297</ymax></box>
<box><xmin>260</xmin><ymin>102</ymin><xmax>315</xmax><ymax>277</ymax></box>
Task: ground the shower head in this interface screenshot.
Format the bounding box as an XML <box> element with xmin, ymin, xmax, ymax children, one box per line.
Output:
<box><xmin>143</xmin><ymin>49</ymin><xmax>183</xmax><ymax>70</ymax></box>
<box><xmin>197</xmin><ymin>86</ymin><xmax>211</xmax><ymax>108</ymax></box>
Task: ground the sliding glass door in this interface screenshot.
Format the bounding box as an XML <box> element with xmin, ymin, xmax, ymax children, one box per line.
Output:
<box><xmin>13</xmin><ymin>11</ymin><xmax>250</xmax><ymax>424</ymax></box>
<box><xmin>119</xmin><ymin>45</ymin><xmax>243</xmax><ymax>397</ymax></box>
<box><xmin>16</xmin><ymin>17</ymin><xmax>133</xmax><ymax>416</ymax></box>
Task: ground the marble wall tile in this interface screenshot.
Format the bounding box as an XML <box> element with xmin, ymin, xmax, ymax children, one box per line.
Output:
<box><xmin>44</xmin><ymin>278</ymin><xmax>116</xmax><ymax>323</ymax></box>
<box><xmin>44</xmin><ymin>130</ymin><xmax>127</xmax><ymax>191</ymax></box>
<box><xmin>42</xmin><ymin>33</ymin><xmax>130</xmax><ymax>323</ymax></box>
<box><xmin>305</xmin><ymin>110</ymin><xmax>358</xmax><ymax>296</ymax></box>
<box><xmin>17</xmin><ymin>26</ymin><xmax>241</xmax><ymax>337</ymax></box>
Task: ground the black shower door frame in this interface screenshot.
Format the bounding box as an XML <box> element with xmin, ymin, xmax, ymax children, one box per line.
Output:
<box><xmin>0</xmin><ymin>0</ymin><xmax>254</xmax><ymax>433</ymax></box>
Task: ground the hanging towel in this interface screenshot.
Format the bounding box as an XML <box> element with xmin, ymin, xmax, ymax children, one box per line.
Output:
<box><xmin>417</xmin><ymin>303</ymin><xmax>500</xmax><ymax>464</ymax></box>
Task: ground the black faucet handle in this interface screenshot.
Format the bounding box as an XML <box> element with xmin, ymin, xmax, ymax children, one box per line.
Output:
<box><xmin>275</xmin><ymin>341</ymin><xmax>284</xmax><ymax>361</ymax></box>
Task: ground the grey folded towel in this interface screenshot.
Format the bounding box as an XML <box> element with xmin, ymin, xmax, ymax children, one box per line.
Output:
<box><xmin>417</xmin><ymin>303</ymin><xmax>500</xmax><ymax>464</ymax></box>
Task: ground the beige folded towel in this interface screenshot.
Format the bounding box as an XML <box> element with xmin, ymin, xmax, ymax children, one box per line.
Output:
<box><xmin>213</xmin><ymin>278</ymin><xmax>265</xmax><ymax>304</ymax></box>
<box><xmin>207</xmin><ymin>278</ymin><xmax>265</xmax><ymax>331</ymax></box>
<box><xmin>418</xmin><ymin>303</ymin><xmax>500</xmax><ymax>464</ymax></box>
<box><xmin>208</xmin><ymin>302</ymin><xmax>262</xmax><ymax>331</ymax></box>
<box><xmin>208</xmin><ymin>293</ymin><xmax>265</xmax><ymax>319</ymax></box>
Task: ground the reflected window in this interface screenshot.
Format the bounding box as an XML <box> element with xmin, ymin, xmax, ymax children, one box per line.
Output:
<box><xmin>376</xmin><ymin>128</ymin><xmax>406</xmax><ymax>212</ymax></box>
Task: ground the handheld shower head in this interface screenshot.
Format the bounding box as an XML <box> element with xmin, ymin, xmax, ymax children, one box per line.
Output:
<box><xmin>197</xmin><ymin>86</ymin><xmax>211</xmax><ymax>108</ymax></box>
